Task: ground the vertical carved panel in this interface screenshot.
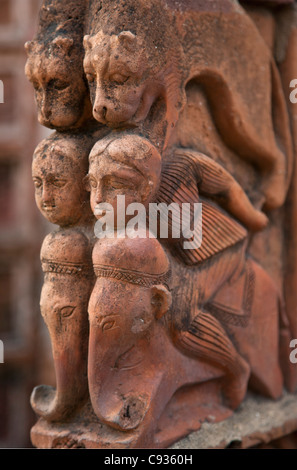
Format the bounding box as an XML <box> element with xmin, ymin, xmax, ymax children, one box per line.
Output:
<box><xmin>26</xmin><ymin>0</ymin><xmax>297</xmax><ymax>448</ymax></box>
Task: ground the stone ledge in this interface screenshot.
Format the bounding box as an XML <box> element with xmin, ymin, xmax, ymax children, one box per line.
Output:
<box><xmin>171</xmin><ymin>391</ymin><xmax>297</xmax><ymax>449</ymax></box>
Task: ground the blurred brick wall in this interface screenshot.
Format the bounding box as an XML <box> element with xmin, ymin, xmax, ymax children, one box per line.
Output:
<box><xmin>0</xmin><ymin>0</ymin><xmax>54</xmax><ymax>448</ymax></box>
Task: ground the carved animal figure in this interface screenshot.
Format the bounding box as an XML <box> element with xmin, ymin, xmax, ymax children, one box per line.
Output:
<box><xmin>83</xmin><ymin>28</ymin><xmax>183</xmax><ymax>149</ymax></box>
<box><xmin>84</xmin><ymin>0</ymin><xmax>293</xmax><ymax>211</ymax></box>
<box><xmin>31</xmin><ymin>229</ymin><xmax>95</xmax><ymax>421</ymax></box>
<box><xmin>25</xmin><ymin>38</ymin><xmax>93</xmax><ymax>130</ymax></box>
<box><xmin>88</xmin><ymin>230</ymin><xmax>250</xmax><ymax>447</ymax></box>
<box><xmin>25</xmin><ymin>0</ymin><xmax>96</xmax><ymax>131</ymax></box>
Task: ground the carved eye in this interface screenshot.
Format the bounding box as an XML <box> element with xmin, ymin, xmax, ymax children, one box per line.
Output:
<box><xmin>109</xmin><ymin>73</ymin><xmax>129</xmax><ymax>84</ymax></box>
<box><xmin>31</xmin><ymin>80</ymin><xmax>41</xmax><ymax>92</ymax></box>
<box><xmin>55</xmin><ymin>82</ymin><xmax>69</xmax><ymax>91</ymax></box>
<box><xmin>48</xmin><ymin>79</ymin><xmax>69</xmax><ymax>91</ymax></box>
<box><xmin>60</xmin><ymin>306</ymin><xmax>76</xmax><ymax>318</ymax></box>
<box><xmin>102</xmin><ymin>320</ymin><xmax>116</xmax><ymax>331</ymax></box>
<box><xmin>52</xmin><ymin>178</ymin><xmax>67</xmax><ymax>188</ymax></box>
<box><xmin>109</xmin><ymin>180</ymin><xmax>129</xmax><ymax>190</ymax></box>
<box><xmin>107</xmin><ymin>176</ymin><xmax>135</xmax><ymax>191</ymax></box>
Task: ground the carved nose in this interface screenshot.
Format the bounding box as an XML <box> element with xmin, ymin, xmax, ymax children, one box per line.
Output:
<box><xmin>93</xmin><ymin>104</ymin><xmax>107</xmax><ymax>123</ymax></box>
<box><xmin>42</xmin><ymin>184</ymin><xmax>54</xmax><ymax>205</ymax></box>
<box><xmin>40</xmin><ymin>95</ymin><xmax>52</xmax><ymax>121</ymax></box>
<box><xmin>95</xmin><ymin>186</ymin><xmax>103</xmax><ymax>205</ymax></box>
<box><xmin>42</xmin><ymin>108</ymin><xmax>52</xmax><ymax>120</ymax></box>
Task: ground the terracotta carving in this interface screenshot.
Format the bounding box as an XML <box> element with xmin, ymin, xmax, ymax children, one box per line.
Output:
<box><xmin>31</xmin><ymin>131</ymin><xmax>108</xmax><ymax>230</ymax></box>
<box><xmin>86</xmin><ymin>133</ymin><xmax>162</xmax><ymax>230</ymax></box>
<box><xmin>24</xmin><ymin>1</ymin><xmax>96</xmax><ymax>131</ymax></box>
<box><xmin>84</xmin><ymin>0</ymin><xmax>292</xmax><ymax>209</ymax></box>
<box><xmin>28</xmin><ymin>0</ymin><xmax>297</xmax><ymax>449</ymax></box>
<box><xmin>30</xmin><ymin>129</ymin><xmax>104</xmax><ymax>422</ymax></box>
<box><xmin>87</xmin><ymin>231</ymin><xmax>247</xmax><ymax>447</ymax></box>
<box><xmin>30</xmin><ymin>229</ymin><xmax>94</xmax><ymax>421</ymax></box>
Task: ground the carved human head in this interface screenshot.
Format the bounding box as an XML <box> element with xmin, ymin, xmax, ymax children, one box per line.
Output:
<box><xmin>32</xmin><ymin>131</ymin><xmax>101</xmax><ymax>228</ymax></box>
<box><xmin>86</xmin><ymin>133</ymin><xmax>162</xmax><ymax>227</ymax></box>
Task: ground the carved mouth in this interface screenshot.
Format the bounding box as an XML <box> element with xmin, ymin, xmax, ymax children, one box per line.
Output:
<box><xmin>42</xmin><ymin>204</ymin><xmax>56</xmax><ymax>211</ymax></box>
<box><xmin>104</xmin><ymin>110</ymin><xmax>139</xmax><ymax>129</ymax></box>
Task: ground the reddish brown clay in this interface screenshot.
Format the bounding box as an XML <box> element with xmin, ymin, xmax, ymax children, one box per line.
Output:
<box><xmin>27</xmin><ymin>0</ymin><xmax>297</xmax><ymax>449</ymax></box>
<box><xmin>31</xmin><ymin>229</ymin><xmax>94</xmax><ymax>422</ymax></box>
<box><xmin>88</xmin><ymin>230</ymin><xmax>236</xmax><ymax>447</ymax></box>
<box><xmin>32</xmin><ymin>130</ymin><xmax>106</xmax><ymax>230</ymax></box>
<box><xmin>86</xmin><ymin>133</ymin><xmax>162</xmax><ymax>229</ymax></box>
<box><xmin>25</xmin><ymin>0</ymin><xmax>97</xmax><ymax>131</ymax></box>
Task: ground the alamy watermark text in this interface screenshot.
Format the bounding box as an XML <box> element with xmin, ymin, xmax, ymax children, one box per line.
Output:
<box><xmin>0</xmin><ymin>80</ymin><xmax>3</xmax><ymax>104</ymax></box>
<box><xmin>0</xmin><ymin>340</ymin><xmax>3</xmax><ymax>363</ymax></box>
<box><xmin>290</xmin><ymin>339</ymin><xmax>297</xmax><ymax>364</ymax></box>
<box><xmin>290</xmin><ymin>79</ymin><xmax>297</xmax><ymax>104</ymax></box>
<box><xmin>94</xmin><ymin>196</ymin><xmax>203</xmax><ymax>250</ymax></box>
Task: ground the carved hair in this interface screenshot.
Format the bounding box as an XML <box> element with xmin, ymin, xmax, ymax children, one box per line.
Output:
<box><xmin>89</xmin><ymin>133</ymin><xmax>161</xmax><ymax>168</ymax></box>
<box><xmin>33</xmin><ymin>130</ymin><xmax>106</xmax><ymax>167</ymax></box>
<box><xmin>88</xmin><ymin>133</ymin><xmax>162</xmax><ymax>202</ymax></box>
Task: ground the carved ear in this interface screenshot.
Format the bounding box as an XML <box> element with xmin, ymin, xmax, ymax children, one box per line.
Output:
<box><xmin>83</xmin><ymin>34</ymin><xmax>92</xmax><ymax>51</ymax></box>
<box><xmin>150</xmin><ymin>285</ymin><xmax>171</xmax><ymax>320</ymax></box>
<box><xmin>51</xmin><ymin>36</ymin><xmax>74</xmax><ymax>55</ymax></box>
<box><xmin>118</xmin><ymin>31</ymin><xmax>137</xmax><ymax>52</ymax></box>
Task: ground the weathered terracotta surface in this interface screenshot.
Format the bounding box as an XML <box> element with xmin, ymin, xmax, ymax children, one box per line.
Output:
<box><xmin>86</xmin><ymin>133</ymin><xmax>162</xmax><ymax>229</ymax></box>
<box><xmin>88</xmin><ymin>231</ymin><xmax>230</xmax><ymax>447</ymax></box>
<box><xmin>31</xmin><ymin>229</ymin><xmax>94</xmax><ymax>422</ymax></box>
<box><xmin>25</xmin><ymin>1</ymin><xmax>97</xmax><ymax>131</ymax></box>
<box><xmin>32</xmin><ymin>131</ymin><xmax>106</xmax><ymax>230</ymax></box>
<box><xmin>27</xmin><ymin>0</ymin><xmax>297</xmax><ymax>448</ymax></box>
